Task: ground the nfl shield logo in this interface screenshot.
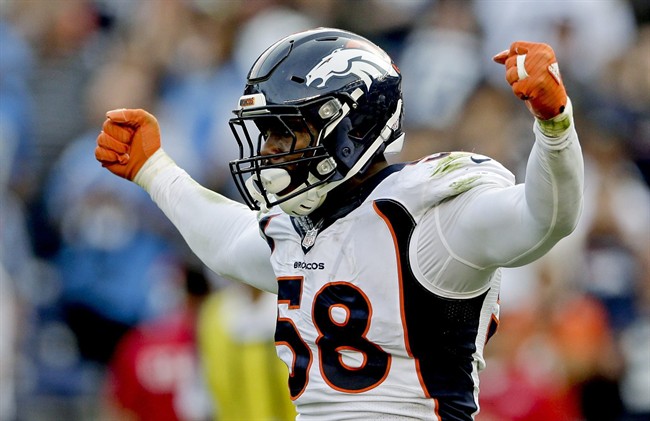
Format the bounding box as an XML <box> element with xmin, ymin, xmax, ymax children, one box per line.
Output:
<box><xmin>302</xmin><ymin>228</ymin><xmax>318</xmax><ymax>248</ymax></box>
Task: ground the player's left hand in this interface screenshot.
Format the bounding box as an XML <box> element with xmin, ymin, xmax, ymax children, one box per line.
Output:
<box><xmin>493</xmin><ymin>41</ymin><xmax>567</xmax><ymax>121</ymax></box>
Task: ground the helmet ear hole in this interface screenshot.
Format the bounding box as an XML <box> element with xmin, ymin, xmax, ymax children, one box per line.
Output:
<box><xmin>348</xmin><ymin>117</ymin><xmax>377</xmax><ymax>141</ymax></box>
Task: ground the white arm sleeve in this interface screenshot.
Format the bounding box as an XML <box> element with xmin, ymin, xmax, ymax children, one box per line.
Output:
<box><xmin>134</xmin><ymin>150</ymin><xmax>278</xmax><ymax>294</ymax></box>
<box><xmin>428</xmin><ymin>100</ymin><xmax>583</xmax><ymax>292</ymax></box>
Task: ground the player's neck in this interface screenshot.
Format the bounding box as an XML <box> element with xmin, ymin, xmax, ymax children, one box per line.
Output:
<box><xmin>344</xmin><ymin>159</ymin><xmax>389</xmax><ymax>192</ymax></box>
<box><xmin>307</xmin><ymin>159</ymin><xmax>392</xmax><ymax>224</ymax></box>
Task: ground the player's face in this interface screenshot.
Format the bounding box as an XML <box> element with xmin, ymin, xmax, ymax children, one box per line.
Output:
<box><xmin>258</xmin><ymin>118</ymin><xmax>317</xmax><ymax>196</ymax></box>
<box><xmin>259</xmin><ymin>119</ymin><xmax>313</xmax><ymax>166</ymax></box>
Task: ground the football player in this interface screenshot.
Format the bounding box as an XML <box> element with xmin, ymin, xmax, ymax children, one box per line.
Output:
<box><xmin>96</xmin><ymin>28</ymin><xmax>583</xmax><ymax>420</ymax></box>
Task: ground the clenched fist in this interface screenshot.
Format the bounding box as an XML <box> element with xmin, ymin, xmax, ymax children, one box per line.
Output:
<box><xmin>95</xmin><ymin>109</ymin><xmax>161</xmax><ymax>180</ymax></box>
<box><xmin>493</xmin><ymin>41</ymin><xmax>567</xmax><ymax>121</ymax></box>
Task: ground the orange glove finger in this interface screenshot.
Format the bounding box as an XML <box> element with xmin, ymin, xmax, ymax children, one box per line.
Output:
<box><xmin>102</xmin><ymin>118</ymin><xmax>134</xmax><ymax>144</ymax></box>
<box><xmin>512</xmin><ymin>44</ymin><xmax>529</xmax><ymax>55</ymax></box>
<box><xmin>96</xmin><ymin>108</ymin><xmax>161</xmax><ymax>180</ymax></box>
<box><xmin>95</xmin><ymin>145</ymin><xmax>128</xmax><ymax>165</ymax></box>
<box><xmin>106</xmin><ymin>108</ymin><xmax>156</xmax><ymax>127</ymax></box>
<box><xmin>505</xmin><ymin>66</ymin><xmax>521</xmax><ymax>89</ymax></box>
<box><xmin>106</xmin><ymin>108</ymin><xmax>160</xmax><ymax>158</ymax></box>
<box><xmin>492</xmin><ymin>49</ymin><xmax>509</xmax><ymax>64</ymax></box>
<box><xmin>97</xmin><ymin>131</ymin><xmax>130</xmax><ymax>155</ymax></box>
<box><xmin>492</xmin><ymin>44</ymin><xmax>529</xmax><ymax>64</ymax></box>
<box><xmin>496</xmin><ymin>48</ymin><xmax>528</xmax><ymax>91</ymax></box>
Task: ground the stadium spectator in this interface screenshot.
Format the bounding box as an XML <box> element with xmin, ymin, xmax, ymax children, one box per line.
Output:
<box><xmin>102</xmin><ymin>268</ymin><xmax>213</xmax><ymax>421</ymax></box>
<box><xmin>198</xmin><ymin>281</ymin><xmax>296</xmax><ymax>420</ymax></box>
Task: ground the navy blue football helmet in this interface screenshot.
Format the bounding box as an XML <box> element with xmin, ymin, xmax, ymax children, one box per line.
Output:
<box><xmin>229</xmin><ymin>27</ymin><xmax>404</xmax><ymax>216</ymax></box>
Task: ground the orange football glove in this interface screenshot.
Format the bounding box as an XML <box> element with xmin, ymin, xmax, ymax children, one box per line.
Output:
<box><xmin>493</xmin><ymin>41</ymin><xmax>567</xmax><ymax>120</ymax></box>
<box><xmin>95</xmin><ymin>109</ymin><xmax>161</xmax><ymax>180</ymax></box>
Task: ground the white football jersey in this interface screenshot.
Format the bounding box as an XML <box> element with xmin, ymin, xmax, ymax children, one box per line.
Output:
<box><xmin>260</xmin><ymin>152</ymin><xmax>514</xmax><ymax>420</ymax></box>
<box><xmin>139</xmin><ymin>114</ymin><xmax>582</xmax><ymax>420</ymax></box>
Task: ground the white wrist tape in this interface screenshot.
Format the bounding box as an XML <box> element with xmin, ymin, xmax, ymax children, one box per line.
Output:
<box><xmin>133</xmin><ymin>149</ymin><xmax>177</xmax><ymax>191</ymax></box>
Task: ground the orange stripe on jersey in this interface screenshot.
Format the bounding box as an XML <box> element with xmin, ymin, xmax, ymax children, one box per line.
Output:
<box><xmin>485</xmin><ymin>313</ymin><xmax>499</xmax><ymax>345</ymax></box>
<box><xmin>434</xmin><ymin>398</ymin><xmax>442</xmax><ymax>421</ymax></box>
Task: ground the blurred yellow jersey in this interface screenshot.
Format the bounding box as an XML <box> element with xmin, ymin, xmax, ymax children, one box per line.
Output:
<box><xmin>198</xmin><ymin>285</ymin><xmax>296</xmax><ymax>421</ymax></box>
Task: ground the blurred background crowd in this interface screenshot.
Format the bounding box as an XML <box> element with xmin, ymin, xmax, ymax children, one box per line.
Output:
<box><xmin>0</xmin><ymin>0</ymin><xmax>648</xmax><ymax>420</ymax></box>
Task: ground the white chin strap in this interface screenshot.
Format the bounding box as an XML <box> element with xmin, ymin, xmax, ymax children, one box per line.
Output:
<box><xmin>261</xmin><ymin>167</ymin><xmax>326</xmax><ymax>216</ymax></box>
<box><xmin>277</xmin><ymin>186</ymin><xmax>326</xmax><ymax>216</ymax></box>
<box><xmin>258</xmin><ymin>168</ymin><xmax>291</xmax><ymax>194</ymax></box>
<box><xmin>246</xmin><ymin>170</ymin><xmax>326</xmax><ymax>216</ymax></box>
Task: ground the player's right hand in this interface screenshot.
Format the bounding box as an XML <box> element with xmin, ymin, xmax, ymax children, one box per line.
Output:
<box><xmin>95</xmin><ymin>108</ymin><xmax>161</xmax><ymax>181</ymax></box>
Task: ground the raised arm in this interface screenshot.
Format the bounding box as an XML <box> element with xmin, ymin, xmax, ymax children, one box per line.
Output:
<box><xmin>95</xmin><ymin>109</ymin><xmax>277</xmax><ymax>293</ymax></box>
<box><xmin>439</xmin><ymin>42</ymin><xmax>584</xmax><ymax>269</ymax></box>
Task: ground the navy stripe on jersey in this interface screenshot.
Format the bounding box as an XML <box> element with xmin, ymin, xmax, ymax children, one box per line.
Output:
<box><xmin>374</xmin><ymin>199</ymin><xmax>485</xmax><ymax>421</ymax></box>
<box><xmin>259</xmin><ymin>215</ymin><xmax>276</xmax><ymax>252</ymax></box>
